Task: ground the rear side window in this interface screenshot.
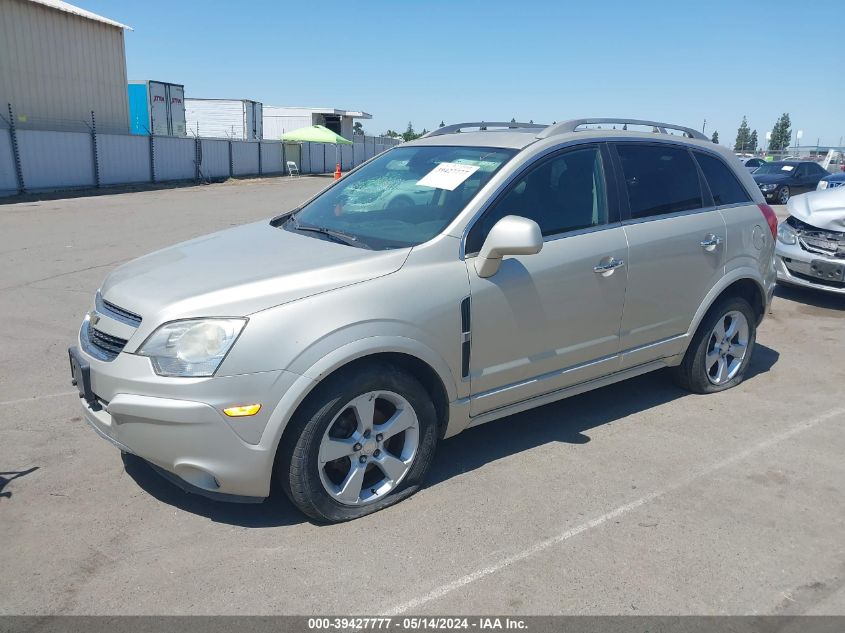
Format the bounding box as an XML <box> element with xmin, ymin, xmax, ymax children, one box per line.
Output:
<box><xmin>694</xmin><ymin>152</ymin><xmax>751</xmax><ymax>206</ymax></box>
<box><xmin>617</xmin><ymin>145</ymin><xmax>703</xmax><ymax>219</ymax></box>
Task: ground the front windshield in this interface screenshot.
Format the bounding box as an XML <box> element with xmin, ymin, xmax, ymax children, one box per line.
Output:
<box><xmin>285</xmin><ymin>145</ymin><xmax>517</xmax><ymax>249</ymax></box>
<box><xmin>754</xmin><ymin>163</ymin><xmax>795</xmax><ymax>174</ymax></box>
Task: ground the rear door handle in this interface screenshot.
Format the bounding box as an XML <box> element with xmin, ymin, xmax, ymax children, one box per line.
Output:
<box><xmin>593</xmin><ymin>257</ymin><xmax>625</xmax><ymax>275</ymax></box>
<box><xmin>700</xmin><ymin>234</ymin><xmax>723</xmax><ymax>251</ymax></box>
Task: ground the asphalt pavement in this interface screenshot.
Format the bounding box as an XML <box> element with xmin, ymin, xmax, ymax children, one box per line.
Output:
<box><xmin>1</xmin><ymin>177</ymin><xmax>843</xmax><ymax>615</ymax></box>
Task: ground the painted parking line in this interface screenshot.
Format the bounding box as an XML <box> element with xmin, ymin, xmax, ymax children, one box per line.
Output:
<box><xmin>382</xmin><ymin>406</ymin><xmax>845</xmax><ymax>616</ymax></box>
<box><xmin>0</xmin><ymin>391</ymin><xmax>77</xmax><ymax>407</ymax></box>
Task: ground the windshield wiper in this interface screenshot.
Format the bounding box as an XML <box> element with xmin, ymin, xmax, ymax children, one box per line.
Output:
<box><xmin>287</xmin><ymin>216</ymin><xmax>371</xmax><ymax>249</ymax></box>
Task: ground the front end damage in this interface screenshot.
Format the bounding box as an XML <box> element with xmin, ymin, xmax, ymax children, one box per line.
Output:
<box><xmin>775</xmin><ymin>187</ymin><xmax>845</xmax><ymax>294</ymax></box>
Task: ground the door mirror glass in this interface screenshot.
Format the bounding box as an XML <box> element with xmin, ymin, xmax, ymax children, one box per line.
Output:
<box><xmin>475</xmin><ymin>215</ymin><xmax>543</xmax><ymax>278</ymax></box>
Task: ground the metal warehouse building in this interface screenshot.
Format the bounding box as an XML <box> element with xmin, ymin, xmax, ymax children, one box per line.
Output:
<box><xmin>263</xmin><ymin>106</ymin><xmax>372</xmax><ymax>140</ymax></box>
<box><xmin>0</xmin><ymin>0</ymin><xmax>131</xmax><ymax>133</ymax></box>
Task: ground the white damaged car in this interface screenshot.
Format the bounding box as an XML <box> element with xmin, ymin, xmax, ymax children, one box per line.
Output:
<box><xmin>775</xmin><ymin>186</ymin><xmax>845</xmax><ymax>294</ymax></box>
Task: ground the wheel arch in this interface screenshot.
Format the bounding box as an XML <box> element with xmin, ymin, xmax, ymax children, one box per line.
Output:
<box><xmin>688</xmin><ymin>271</ymin><xmax>767</xmax><ymax>341</ymax></box>
<box><xmin>262</xmin><ymin>337</ymin><xmax>457</xmax><ymax>466</ymax></box>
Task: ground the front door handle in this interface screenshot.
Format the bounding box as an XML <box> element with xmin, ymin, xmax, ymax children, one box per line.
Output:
<box><xmin>700</xmin><ymin>234</ymin><xmax>723</xmax><ymax>251</ymax></box>
<box><xmin>593</xmin><ymin>257</ymin><xmax>625</xmax><ymax>276</ymax></box>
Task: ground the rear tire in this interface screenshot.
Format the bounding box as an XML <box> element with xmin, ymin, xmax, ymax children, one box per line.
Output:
<box><xmin>671</xmin><ymin>297</ymin><xmax>757</xmax><ymax>394</ymax></box>
<box><xmin>276</xmin><ymin>362</ymin><xmax>438</xmax><ymax>523</ymax></box>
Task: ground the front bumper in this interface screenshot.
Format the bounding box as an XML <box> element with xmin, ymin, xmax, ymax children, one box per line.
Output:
<box><xmin>759</xmin><ymin>187</ymin><xmax>780</xmax><ymax>202</ymax></box>
<box><xmin>73</xmin><ymin>341</ymin><xmax>301</xmax><ymax>500</ymax></box>
<box><xmin>775</xmin><ymin>241</ymin><xmax>845</xmax><ymax>295</ymax></box>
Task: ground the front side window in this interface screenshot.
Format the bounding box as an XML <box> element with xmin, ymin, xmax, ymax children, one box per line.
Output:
<box><xmin>617</xmin><ymin>144</ymin><xmax>703</xmax><ymax>219</ymax></box>
<box><xmin>466</xmin><ymin>146</ymin><xmax>608</xmax><ymax>253</ymax></box>
<box><xmin>282</xmin><ymin>145</ymin><xmax>516</xmax><ymax>250</ymax></box>
<box><xmin>694</xmin><ymin>152</ymin><xmax>751</xmax><ymax>206</ymax></box>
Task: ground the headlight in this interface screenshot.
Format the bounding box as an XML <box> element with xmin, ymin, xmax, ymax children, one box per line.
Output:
<box><xmin>759</xmin><ymin>184</ymin><xmax>777</xmax><ymax>192</ymax></box>
<box><xmin>817</xmin><ymin>181</ymin><xmax>828</xmax><ymax>190</ymax></box>
<box><xmin>137</xmin><ymin>318</ymin><xmax>246</xmax><ymax>377</ymax></box>
<box><xmin>777</xmin><ymin>222</ymin><xmax>797</xmax><ymax>246</ymax></box>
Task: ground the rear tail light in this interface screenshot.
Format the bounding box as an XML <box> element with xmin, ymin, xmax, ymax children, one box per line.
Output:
<box><xmin>758</xmin><ymin>203</ymin><xmax>778</xmax><ymax>240</ymax></box>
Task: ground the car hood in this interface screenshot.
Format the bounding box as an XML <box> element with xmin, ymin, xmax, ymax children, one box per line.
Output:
<box><xmin>753</xmin><ymin>173</ymin><xmax>790</xmax><ymax>184</ymax></box>
<box><xmin>786</xmin><ymin>187</ymin><xmax>845</xmax><ymax>232</ymax></box>
<box><xmin>822</xmin><ymin>173</ymin><xmax>845</xmax><ymax>183</ymax></box>
<box><xmin>100</xmin><ymin>221</ymin><xmax>410</xmax><ymax>321</ymax></box>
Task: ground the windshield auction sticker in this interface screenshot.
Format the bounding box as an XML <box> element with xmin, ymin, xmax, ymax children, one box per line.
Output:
<box><xmin>417</xmin><ymin>162</ymin><xmax>480</xmax><ymax>191</ymax></box>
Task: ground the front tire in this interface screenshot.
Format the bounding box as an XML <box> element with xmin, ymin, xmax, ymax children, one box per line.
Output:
<box><xmin>671</xmin><ymin>297</ymin><xmax>757</xmax><ymax>394</ymax></box>
<box><xmin>277</xmin><ymin>363</ymin><xmax>438</xmax><ymax>523</ymax></box>
<box><xmin>778</xmin><ymin>186</ymin><xmax>790</xmax><ymax>204</ymax></box>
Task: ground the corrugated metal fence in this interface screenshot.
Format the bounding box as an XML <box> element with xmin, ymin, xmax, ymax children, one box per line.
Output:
<box><xmin>0</xmin><ymin>112</ymin><xmax>400</xmax><ymax>196</ymax></box>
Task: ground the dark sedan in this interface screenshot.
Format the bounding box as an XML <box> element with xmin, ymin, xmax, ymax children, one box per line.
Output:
<box><xmin>818</xmin><ymin>171</ymin><xmax>845</xmax><ymax>191</ymax></box>
<box><xmin>753</xmin><ymin>160</ymin><xmax>830</xmax><ymax>204</ymax></box>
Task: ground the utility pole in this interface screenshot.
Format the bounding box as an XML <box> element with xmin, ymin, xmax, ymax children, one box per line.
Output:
<box><xmin>702</xmin><ymin>118</ymin><xmax>706</xmax><ymax>134</ymax></box>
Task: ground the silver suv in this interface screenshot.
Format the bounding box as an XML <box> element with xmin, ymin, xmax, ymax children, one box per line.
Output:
<box><xmin>69</xmin><ymin>118</ymin><xmax>777</xmax><ymax>522</ymax></box>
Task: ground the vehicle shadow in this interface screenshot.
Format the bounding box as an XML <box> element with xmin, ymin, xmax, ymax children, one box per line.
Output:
<box><xmin>121</xmin><ymin>453</ymin><xmax>304</xmax><ymax>528</ymax></box>
<box><xmin>122</xmin><ymin>344</ymin><xmax>778</xmax><ymax>527</ymax></box>
<box><xmin>426</xmin><ymin>343</ymin><xmax>779</xmax><ymax>488</ymax></box>
<box><xmin>774</xmin><ymin>284</ymin><xmax>845</xmax><ymax>311</ymax></box>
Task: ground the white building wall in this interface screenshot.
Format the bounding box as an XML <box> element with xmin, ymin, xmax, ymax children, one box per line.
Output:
<box><xmin>263</xmin><ymin>114</ymin><xmax>314</xmax><ymax>139</ymax></box>
<box><xmin>0</xmin><ymin>0</ymin><xmax>129</xmax><ymax>133</ymax></box>
<box><xmin>185</xmin><ymin>99</ymin><xmax>262</xmax><ymax>140</ymax></box>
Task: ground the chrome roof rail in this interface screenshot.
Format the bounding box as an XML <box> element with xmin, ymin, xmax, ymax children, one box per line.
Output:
<box><xmin>537</xmin><ymin>118</ymin><xmax>710</xmax><ymax>141</ymax></box>
<box><xmin>421</xmin><ymin>122</ymin><xmax>548</xmax><ymax>138</ymax></box>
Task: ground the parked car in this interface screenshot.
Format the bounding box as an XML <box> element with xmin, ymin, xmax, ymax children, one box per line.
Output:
<box><xmin>738</xmin><ymin>156</ymin><xmax>766</xmax><ymax>173</ymax></box>
<box><xmin>818</xmin><ymin>172</ymin><xmax>845</xmax><ymax>190</ymax></box>
<box><xmin>69</xmin><ymin>118</ymin><xmax>776</xmax><ymax>522</ymax></box>
<box><xmin>775</xmin><ymin>187</ymin><xmax>845</xmax><ymax>294</ymax></box>
<box><xmin>753</xmin><ymin>160</ymin><xmax>829</xmax><ymax>204</ymax></box>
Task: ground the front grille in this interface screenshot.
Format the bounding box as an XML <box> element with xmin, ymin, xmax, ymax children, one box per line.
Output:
<box><xmin>827</xmin><ymin>181</ymin><xmax>844</xmax><ymax>189</ymax></box>
<box><xmin>96</xmin><ymin>292</ymin><xmax>142</xmax><ymax>327</ymax></box>
<box><xmin>80</xmin><ymin>319</ymin><xmax>129</xmax><ymax>361</ymax></box>
<box><xmin>787</xmin><ymin>216</ymin><xmax>845</xmax><ymax>258</ymax></box>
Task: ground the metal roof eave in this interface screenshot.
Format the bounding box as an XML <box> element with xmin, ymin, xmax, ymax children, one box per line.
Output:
<box><xmin>25</xmin><ymin>0</ymin><xmax>132</xmax><ymax>29</ymax></box>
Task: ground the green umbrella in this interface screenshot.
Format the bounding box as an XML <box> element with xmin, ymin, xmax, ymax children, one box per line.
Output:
<box><xmin>281</xmin><ymin>125</ymin><xmax>352</xmax><ymax>173</ymax></box>
<box><xmin>281</xmin><ymin>124</ymin><xmax>353</xmax><ymax>144</ymax></box>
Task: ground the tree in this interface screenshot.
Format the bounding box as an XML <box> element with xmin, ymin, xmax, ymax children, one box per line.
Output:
<box><xmin>353</xmin><ymin>121</ymin><xmax>364</xmax><ymax>136</ymax></box>
<box><xmin>439</xmin><ymin>120</ymin><xmax>445</xmax><ymax>128</ymax></box>
<box><xmin>749</xmin><ymin>129</ymin><xmax>758</xmax><ymax>152</ymax></box>
<box><xmin>711</xmin><ymin>130</ymin><xmax>719</xmax><ymax>144</ymax></box>
<box><xmin>734</xmin><ymin>116</ymin><xmax>752</xmax><ymax>152</ymax></box>
<box><xmin>402</xmin><ymin>121</ymin><xmax>416</xmax><ymax>142</ymax></box>
<box><xmin>510</xmin><ymin>117</ymin><xmax>516</xmax><ymax>123</ymax></box>
<box><xmin>768</xmin><ymin>113</ymin><xmax>791</xmax><ymax>151</ymax></box>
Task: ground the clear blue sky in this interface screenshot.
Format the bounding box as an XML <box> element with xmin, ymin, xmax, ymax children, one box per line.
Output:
<box><xmin>86</xmin><ymin>0</ymin><xmax>844</xmax><ymax>147</ymax></box>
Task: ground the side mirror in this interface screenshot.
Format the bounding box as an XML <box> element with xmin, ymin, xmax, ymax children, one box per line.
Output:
<box><xmin>475</xmin><ymin>215</ymin><xmax>543</xmax><ymax>278</ymax></box>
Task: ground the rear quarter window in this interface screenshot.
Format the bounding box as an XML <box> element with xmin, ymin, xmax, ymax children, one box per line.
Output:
<box><xmin>694</xmin><ymin>152</ymin><xmax>752</xmax><ymax>206</ymax></box>
<box><xmin>616</xmin><ymin>144</ymin><xmax>703</xmax><ymax>219</ymax></box>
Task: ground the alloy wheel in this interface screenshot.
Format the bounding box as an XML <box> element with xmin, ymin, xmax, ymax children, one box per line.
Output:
<box><xmin>705</xmin><ymin>311</ymin><xmax>750</xmax><ymax>385</ymax></box>
<box><xmin>317</xmin><ymin>391</ymin><xmax>419</xmax><ymax>506</ymax></box>
<box><xmin>778</xmin><ymin>186</ymin><xmax>790</xmax><ymax>204</ymax></box>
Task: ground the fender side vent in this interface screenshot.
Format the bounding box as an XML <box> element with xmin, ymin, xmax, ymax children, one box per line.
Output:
<box><xmin>460</xmin><ymin>297</ymin><xmax>471</xmax><ymax>378</ymax></box>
